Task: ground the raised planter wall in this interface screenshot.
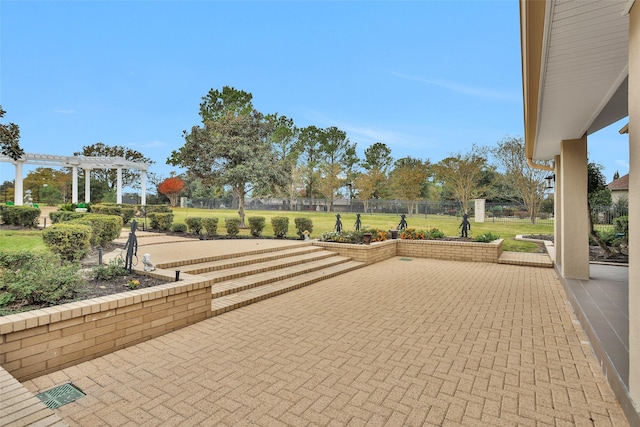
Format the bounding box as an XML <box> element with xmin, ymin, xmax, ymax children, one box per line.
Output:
<box><xmin>0</xmin><ymin>274</ymin><xmax>212</xmax><ymax>382</ymax></box>
<box><xmin>314</xmin><ymin>238</ymin><xmax>503</xmax><ymax>264</ymax></box>
<box><xmin>397</xmin><ymin>238</ymin><xmax>503</xmax><ymax>263</ymax></box>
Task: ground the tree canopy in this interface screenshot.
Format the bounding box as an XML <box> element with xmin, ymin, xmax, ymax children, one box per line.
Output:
<box><xmin>168</xmin><ymin>87</ymin><xmax>288</xmax><ymax>225</ymax></box>
<box><xmin>491</xmin><ymin>135</ymin><xmax>551</xmax><ymax>223</ymax></box>
<box><xmin>0</xmin><ymin>106</ymin><xmax>24</xmax><ymax>161</ymax></box>
<box><xmin>74</xmin><ymin>142</ymin><xmax>154</xmax><ymax>190</ymax></box>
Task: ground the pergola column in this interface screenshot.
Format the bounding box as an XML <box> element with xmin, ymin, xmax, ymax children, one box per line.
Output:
<box><xmin>72</xmin><ymin>166</ymin><xmax>78</xmax><ymax>204</ymax></box>
<box><xmin>116</xmin><ymin>167</ymin><xmax>123</xmax><ymax>204</ymax></box>
<box><xmin>558</xmin><ymin>136</ymin><xmax>589</xmax><ymax>280</ymax></box>
<box><xmin>141</xmin><ymin>171</ymin><xmax>147</xmax><ymax>206</ymax></box>
<box><xmin>14</xmin><ymin>161</ymin><xmax>24</xmax><ymax>206</ymax></box>
<box><xmin>84</xmin><ymin>168</ymin><xmax>91</xmax><ymax>204</ymax></box>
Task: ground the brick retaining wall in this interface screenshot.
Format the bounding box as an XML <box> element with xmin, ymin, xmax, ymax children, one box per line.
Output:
<box><xmin>0</xmin><ymin>274</ymin><xmax>212</xmax><ymax>382</ymax></box>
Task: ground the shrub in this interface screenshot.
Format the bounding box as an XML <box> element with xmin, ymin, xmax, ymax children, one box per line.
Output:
<box><xmin>50</xmin><ymin>211</ymin><xmax>87</xmax><ymax>224</ymax></box>
<box><xmin>202</xmin><ymin>217</ymin><xmax>218</xmax><ymax>238</ymax></box>
<box><xmin>145</xmin><ymin>205</ymin><xmax>173</xmax><ymax>214</ymax></box>
<box><xmin>225</xmin><ymin>218</ymin><xmax>241</xmax><ymax>237</ymax></box>
<box><xmin>69</xmin><ymin>214</ymin><xmax>123</xmax><ymax>247</ymax></box>
<box><xmin>90</xmin><ymin>204</ymin><xmax>135</xmax><ymax>224</ymax></box>
<box><xmin>172</xmin><ymin>223</ymin><xmax>187</xmax><ymax>233</ymax></box>
<box><xmin>319</xmin><ymin>230</ymin><xmax>360</xmax><ymax>243</ymax></box>
<box><xmin>294</xmin><ymin>218</ymin><xmax>314</xmax><ymax>239</ymax></box>
<box><xmin>0</xmin><ymin>251</ymin><xmax>83</xmax><ymax>306</ymax></box>
<box><xmin>0</xmin><ymin>205</ymin><xmax>40</xmax><ymax>227</ymax></box>
<box><xmin>474</xmin><ymin>232</ymin><xmax>500</xmax><ymax>243</ymax></box>
<box><xmin>271</xmin><ymin>216</ymin><xmax>289</xmax><ymax>238</ymax></box>
<box><xmin>614</xmin><ymin>215</ymin><xmax>629</xmax><ymax>240</ymax></box>
<box><xmin>42</xmin><ymin>223</ymin><xmax>92</xmax><ymax>261</ymax></box>
<box><xmin>248</xmin><ymin>216</ymin><xmax>266</xmax><ymax>237</ymax></box>
<box><xmin>92</xmin><ymin>257</ymin><xmax>129</xmax><ymax>280</ymax></box>
<box><xmin>148</xmin><ymin>212</ymin><xmax>174</xmax><ymax>231</ymax></box>
<box><xmin>185</xmin><ymin>217</ymin><xmax>203</xmax><ymax>234</ymax></box>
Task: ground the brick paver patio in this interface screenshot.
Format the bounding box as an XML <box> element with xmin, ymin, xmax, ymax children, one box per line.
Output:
<box><xmin>23</xmin><ymin>257</ymin><xmax>628</xmax><ymax>426</ymax></box>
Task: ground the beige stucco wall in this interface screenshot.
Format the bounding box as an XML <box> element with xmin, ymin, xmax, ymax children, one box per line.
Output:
<box><xmin>628</xmin><ymin>1</ymin><xmax>640</xmax><ymax>406</ymax></box>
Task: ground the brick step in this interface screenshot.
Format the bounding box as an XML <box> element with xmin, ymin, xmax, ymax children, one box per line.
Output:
<box><xmin>199</xmin><ymin>250</ymin><xmax>342</xmax><ymax>283</ymax></box>
<box><xmin>210</xmin><ymin>255</ymin><xmax>353</xmax><ymax>298</ymax></box>
<box><xmin>211</xmin><ymin>260</ymin><xmax>365</xmax><ymax>316</ymax></box>
<box><xmin>498</xmin><ymin>252</ymin><xmax>553</xmax><ymax>268</ymax></box>
<box><xmin>181</xmin><ymin>245</ymin><xmax>326</xmax><ymax>274</ymax></box>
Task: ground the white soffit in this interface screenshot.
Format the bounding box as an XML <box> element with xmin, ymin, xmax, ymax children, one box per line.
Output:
<box><xmin>534</xmin><ymin>0</ymin><xmax>629</xmax><ymax>160</ymax></box>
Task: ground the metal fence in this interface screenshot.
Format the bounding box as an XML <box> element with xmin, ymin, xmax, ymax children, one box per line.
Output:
<box><xmin>186</xmin><ymin>197</ymin><xmax>559</xmax><ymax>225</ymax></box>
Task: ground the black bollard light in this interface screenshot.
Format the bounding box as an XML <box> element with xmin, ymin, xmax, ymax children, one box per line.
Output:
<box><xmin>175</xmin><ymin>270</ymin><xmax>181</xmax><ymax>282</ymax></box>
<box><xmin>98</xmin><ymin>247</ymin><xmax>103</xmax><ymax>265</ymax></box>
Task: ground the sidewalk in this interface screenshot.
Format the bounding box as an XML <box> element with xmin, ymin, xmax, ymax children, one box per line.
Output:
<box><xmin>22</xmin><ymin>256</ymin><xmax>628</xmax><ymax>426</ymax></box>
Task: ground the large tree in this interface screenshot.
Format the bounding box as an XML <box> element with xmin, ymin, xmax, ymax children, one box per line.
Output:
<box><xmin>168</xmin><ymin>87</ymin><xmax>288</xmax><ymax>226</ymax></box>
<box><xmin>74</xmin><ymin>142</ymin><xmax>154</xmax><ymax>190</ymax></box>
<box><xmin>389</xmin><ymin>156</ymin><xmax>430</xmax><ymax>216</ymax></box>
<box><xmin>297</xmin><ymin>125</ymin><xmax>323</xmax><ymax>205</ymax></box>
<box><xmin>316</xmin><ymin>126</ymin><xmax>357</xmax><ymax>211</ymax></box>
<box><xmin>355</xmin><ymin>142</ymin><xmax>393</xmax><ymax>213</ymax></box>
<box><xmin>491</xmin><ymin>136</ymin><xmax>551</xmax><ymax>223</ymax></box>
<box><xmin>24</xmin><ymin>167</ymin><xmax>70</xmax><ymax>204</ymax></box>
<box><xmin>432</xmin><ymin>145</ymin><xmax>490</xmax><ymax>212</ymax></box>
<box><xmin>0</xmin><ymin>106</ymin><xmax>24</xmax><ymax>161</ymax></box>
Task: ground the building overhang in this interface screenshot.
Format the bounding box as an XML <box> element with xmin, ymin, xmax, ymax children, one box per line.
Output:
<box><xmin>520</xmin><ymin>0</ymin><xmax>632</xmax><ymax>162</ymax></box>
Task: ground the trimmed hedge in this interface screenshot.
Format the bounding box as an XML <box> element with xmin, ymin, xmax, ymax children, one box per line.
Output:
<box><xmin>294</xmin><ymin>217</ymin><xmax>313</xmax><ymax>239</ymax></box>
<box><xmin>0</xmin><ymin>205</ymin><xmax>41</xmax><ymax>227</ymax></box>
<box><xmin>202</xmin><ymin>217</ymin><xmax>218</xmax><ymax>238</ymax></box>
<box><xmin>225</xmin><ymin>218</ymin><xmax>241</xmax><ymax>237</ymax></box>
<box><xmin>42</xmin><ymin>223</ymin><xmax>92</xmax><ymax>261</ymax></box>
<box><xmin>148</xmin><ymin>212</ymin><xmax>174</xmax><ymax>231</ymax></box>
<box><xmin>271</xmin><ymin>216</ymin><xmax>289</xmax><ymax>238</ymax></box>
<box><xmin>90</xmin><ymin>204</ymin><xmax>135</xmax><ymax>225</ymax></box>
<box><xmin>185</xmin><ymin>217</ymin><xmax>203</xmax><ymax>234</ymax></box>
<box><xmin>248</xmin><ymin>216</ymin><xmax>266</xmax><ymax>237</ymax></box>
<box><xmin>69</xmin><ymin>214</ymin><xmax>123</xmax><ymax>247</ymax></box>
<box><xmin>171</xmin><ymin>223</ymin><xmax>187</xmax><ymax>233</ymax></box>
<box><xmin>50</xmin><ymin>211</ymin><xmax>87</xmax><ymax>224</ymax></box>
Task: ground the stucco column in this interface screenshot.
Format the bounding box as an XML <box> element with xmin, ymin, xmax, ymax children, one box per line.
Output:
<box><xmin>84</xmin><ymin>168</ymin><xmax>91</xmax><ymax>204</ymax></box>
<box><xmin>558</xmin><ymin>137</ymin><xmax>589</xmax><ymax>280</ymax></box>
<box><xmin>628</xmin><ymin>1</ymin><xmax>640</xmax><ymax>405</ymax></box>
<box><xmin>13</xmin><ymin>161</ymin><xmax>24</xmax><ymax>206</ymax></box>
<box><xmin>553</xmin><ymin>155</ymin><xmax>561</xmax><ymax>264</ymax></box>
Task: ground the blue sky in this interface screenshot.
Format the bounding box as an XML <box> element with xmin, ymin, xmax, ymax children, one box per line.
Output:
<box><xmin>0</xmin><ymin>0</ymin><xmax>630</xmax><ymax>188</ymax></box>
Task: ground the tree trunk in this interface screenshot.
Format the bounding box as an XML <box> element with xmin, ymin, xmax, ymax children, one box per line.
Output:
<box><xmin>363</xmin><ymin>200</ymin><xmax>369</xmax><ymax>215</ymax></box>
<box><xmin>236</xmin><ymin>186</ymin><xmax>246</xmax><ymax>228</ymax></box>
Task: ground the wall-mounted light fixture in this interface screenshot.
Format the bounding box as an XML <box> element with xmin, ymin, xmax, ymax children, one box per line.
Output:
<box><xmin>544</xmin><ymin>174</ymin><xmax>555</xmax><ymax>190</ymax></box>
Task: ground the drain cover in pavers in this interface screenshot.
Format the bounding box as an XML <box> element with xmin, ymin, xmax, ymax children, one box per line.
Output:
<box><xmin>399</xmin><ymin>257</ymin><xmax>413</xmax><ymax>261</ymax></box>
<box><xmin>36</xmin><ymin>383</ymin><xmax>85</xmax><ymax>409</ymax></box>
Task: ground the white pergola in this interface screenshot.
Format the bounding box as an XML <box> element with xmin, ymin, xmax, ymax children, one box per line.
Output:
<box><xmin>0</xmin><ymin>153</ymin><xmax>150</xmax><ymax>206</ymax></box>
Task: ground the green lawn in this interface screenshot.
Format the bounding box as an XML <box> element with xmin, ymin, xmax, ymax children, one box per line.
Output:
<box><xmin>0</xmin><ymin>208</ymin><xmax>554</xmax><ymax>254</ymax></box>
<box><xmin>170</xmin><ymin>208</ymin><xmax>553</xmax><ymax>252</ymax></box>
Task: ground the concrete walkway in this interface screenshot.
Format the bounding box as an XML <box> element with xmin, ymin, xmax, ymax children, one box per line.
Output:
<box><xmin>22</xmin><ymin>254</ymin><xmax>628</xmax><ymax>426</ymax></box>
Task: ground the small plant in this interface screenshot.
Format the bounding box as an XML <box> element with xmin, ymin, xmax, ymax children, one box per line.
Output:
<box><xmin>294</xmin><ymin>218</ymin><xmax>314</xmax><ymax>239</ymax></box>
<box><xmin>127</xmin><ymin>279</ymin><xmax>140</xmax><ymax>290</ymax></box>
<box><xmin>225</xmin><ymin>218</ymin><xmax>241</xmax><ymax>237</ymax></box>
<box><xmin>171</xmin><ymin>223</ymin><xmax>187</xmax><ymax>233</ymax></box>
<box><xmin>93</xmin><ymin>258</ymin><xmax>129</xmax><ymax>280</ymax></box>
<box><xmin>185</xmin><ymin>217</ymin><xmax>203</xmax><ymax>234</ymax></box>
<box><xmin>202</xmin><ymin>217</ymin><xmax>218</xmax><ymax>238</ymax></box>
<box><xmin>474</xmin><ymin>232</ymin><xmax>500</xmax><ymax>243</ymax></box>
<box><xmin>271</xmin><ymin>216</ymin><xmax>289</xmax><ymax>238</ymax></box>
<box><xmin>248</xmin><ymin>216</ymin><xmax>266</xmax><ymax>237</ymax></box>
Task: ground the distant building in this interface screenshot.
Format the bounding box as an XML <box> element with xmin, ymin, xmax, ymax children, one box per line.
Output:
<box><xmin>608</xmin><ymin>173</ymin><xmax>629</xmax><ymax>203</ymax></box>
